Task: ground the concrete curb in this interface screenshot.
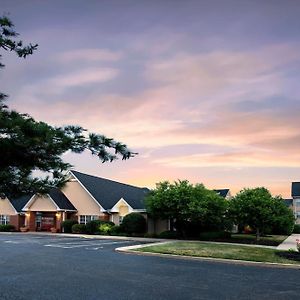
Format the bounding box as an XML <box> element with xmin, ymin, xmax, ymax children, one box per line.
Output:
<box><xmin>115</xmin><ymin>242</ymin><xmax>300</xmax><ymax>270</ymax></box>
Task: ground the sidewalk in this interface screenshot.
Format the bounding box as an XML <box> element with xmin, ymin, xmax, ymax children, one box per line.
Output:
<box><xmin>276</xmin><ymin>234</ymin><xmax>300</xmax><ymax>251</ymax></box>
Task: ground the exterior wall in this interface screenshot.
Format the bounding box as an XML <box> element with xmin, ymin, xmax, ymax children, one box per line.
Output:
<box><xmin>147</xmin><ymin>218</ymin><xmax>169</xmax><ymax>234</ymax></box>
<box><xmin>62</xmin><ymin>181</ymin><xmax>102</xmax><ymax>216</ymax></box>
<box><xmin>0</xmin><ymin>197</ymin><xmax>17</xmax><ymax>215</ymax></box>
<box><xmin>28</xmin><ymin>195</ymin><xmax>57</xmax><ymax>212</ymax></box>
<box><xmin>110</xmin><ymin>199</ymin><xmax>132</xmax><ymax>225</ymax></box>
<box><xmin>27</xmin><ymin>211</ymin><xmax>36</xmax><ymax>231</ymax></box>
<box><xmin>9</xmin><ymin>215</ymin><xmax>23</xmax><ymax>230</ymax></box>
<box><xmin>293</xmin><ymin>197</ymin><xmax>300</xmax><ymax>224</ymax></box>
<box><xmin>111</xmin><ymin>213</ymin><xmax>120</xmax><ymax>225</ymax></box>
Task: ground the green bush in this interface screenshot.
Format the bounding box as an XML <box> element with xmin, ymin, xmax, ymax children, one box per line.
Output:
<box><xmin>0</xmin><ymin>224</ymin><xmax>15</xmax><ymax>232</ymax></box>
<box><xmin>86</xmin><ymin>220</ymin><xmax>102</xmax><ymax>234</ymax></box>
<box><xmin>71</xmin><ymin>224</ymin><xmax>87</xmax><ymax>234</ymax></box>
<box><xmin>109</xmin><ymin>225</ymin><xmax>123</xmax><ymax>235</ymax></box>
<box><xmin>99</xmin><ymin>223</ymin><xmax>115</xmax><ymax>235</ymax></box>
<box><xmin>62</xmin><ymin>220</ymin><xmax>78</xmax><ymax>233</ymax></box>
<box><xmin>158</xmin><ymin>230</ymin><xmax>178</xmax><ymax>239</ymax></box>
<box><xmin>121</xmin><ymin>213</ymin><xmax>146</xmax><ymax>234</ymax></box>
<box><xmin>198</xmin><ymin>231</ymin><xmax>231</xmax><ymax>240</ymax></box>
<box><xmin>293</xmin><ymin>224</ymin><xmax>300</xmax><ymax>234</ymax></box>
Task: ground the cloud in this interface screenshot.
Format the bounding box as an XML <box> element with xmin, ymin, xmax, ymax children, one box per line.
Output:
<box><xmin>49</xmin><ymin>67</ymin><xmax>119</xmax><ymax>88</ymax></box>
<box><xmin>57</xmin><ymin>49</ymin><xmax>122</xmax><ymax>63</ymax></box>
<box><xmin>153</xmin><ymin>150</ymin><xmax>300</xmax><ymax>168</ymax></box>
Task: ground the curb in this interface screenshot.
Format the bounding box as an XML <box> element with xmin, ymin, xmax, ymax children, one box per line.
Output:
<box><xmin>115</xmin><ymin>242</ymin><xmax>300</xmax><ymax>270</ymax></box>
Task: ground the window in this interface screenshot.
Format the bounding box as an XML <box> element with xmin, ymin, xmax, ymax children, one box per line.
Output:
<box><xmin>119</xmin><ymin>216</ymin><xmax>124</xmax><ymax>224</ymax></box>
<box><xmin>0</xmin><ymin>215</ymin><xmax>10</xmax><ymax>225</ymax></box>
<box><xmin>79</xmin><ymin>215</ymin><xmax>98</xmax><ymax>224</ymax></box>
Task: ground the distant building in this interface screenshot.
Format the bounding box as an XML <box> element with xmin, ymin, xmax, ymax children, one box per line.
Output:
<box><xmin>292</xmin><ymin>182</ymin><xmax>300</xmax><ymax>224</ymax></box>
<box><xmin>214</xmin><ymin>189</ymin><xmax>232</xmax><ymax>200</ymax></box>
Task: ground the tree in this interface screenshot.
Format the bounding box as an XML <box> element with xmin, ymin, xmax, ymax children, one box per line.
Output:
<box><xmin>0</xmin><ymin>16</ymin><xmax>136</xmax><ymax>197</ymax></box>
<box><xmin>188</xmin><ymin>184</ymin><xmax>229</xmax><ymax>231</ymax></box>
<box><xmin>145</xmin><ymin>180</ymin><xmax>228</xmax><ymax>237</ymax></box>
<box><xmin>228</xmin><ymin>187</ymin><xmax>294</xmax><ymax>240</ymax></box>
<box><xmin>121</xmin><ymin>213</ymin><xmax>147</xmax><ymax>234</ymax></box>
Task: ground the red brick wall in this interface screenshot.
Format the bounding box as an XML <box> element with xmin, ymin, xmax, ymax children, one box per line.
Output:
<box><xmin>9</xmin><ymin>215</ymin><xmax>20</xmax><ymax>230</ymax></box>
<box><xmin>28</xmin><ymin>212</ymin><xmax>36</xmax><ymax>231</ymax></box>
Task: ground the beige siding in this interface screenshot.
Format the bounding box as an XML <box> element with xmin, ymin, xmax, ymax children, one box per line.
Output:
<box><xmin>28</xmin><ymin>195</ymin><xmax>57</xmax><ymax>212</ymax></box>
<box><xmin>111</xmin><ymin>213</ymin><xmax>120</xmax><ymax>225</ymax></box>
<box><xmin>62</xmin><ymin>181</ymin><xmax>102</xmax><ymax>215</ymax></box>
<box><xmin>147</xmin><ymin>218</ymin><xmax>169</xmax><ymax>234</ymax></box>
<box><xmin>0</xmin><ymin>198</ymin><xmax>17</xmax><ymax>215</ymax></box>
<box><xmin>110</xmin><ymin>199</ymin><xmax>132</xmax><ymax>225</ymax></box>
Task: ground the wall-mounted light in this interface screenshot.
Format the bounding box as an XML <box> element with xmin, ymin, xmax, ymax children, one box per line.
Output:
<box><xmin>55</xmin><ymin>212</ymin><xmax>61</xmax><ymax>218</ymax></box>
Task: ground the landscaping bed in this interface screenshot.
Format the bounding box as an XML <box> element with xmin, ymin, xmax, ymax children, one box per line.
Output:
<box><xmin>214</xmin><ymin>234</ymin><xmax>288</xmax><ymax>246</ymax></box>
<box><xmin>136</xmin><ymin>241</ymin><xmax>300</xmax><ymax>265</ymax></box>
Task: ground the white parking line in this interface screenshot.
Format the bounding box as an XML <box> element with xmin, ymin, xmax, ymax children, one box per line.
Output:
<box><xmin>4</xmin><ymin>240</ymin><xmax>20</xmax><ymax>244</ymax></box>
<box><xmin>44</xmin><ymin>240</ymin><xmax>131</xmax><ymax>249</ymax></box>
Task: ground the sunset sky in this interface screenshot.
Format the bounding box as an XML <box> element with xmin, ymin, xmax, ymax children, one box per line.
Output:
<box><xmin>1</xmin><ymin>0</ymin><xmax>300</xmax><ymax>197</ymax></box>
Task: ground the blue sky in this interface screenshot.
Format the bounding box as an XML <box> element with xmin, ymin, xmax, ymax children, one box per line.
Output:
<box><xmin>1</xmin><ymin>0</ymin><xmax>300</xmax><ymax>196</ymax></box>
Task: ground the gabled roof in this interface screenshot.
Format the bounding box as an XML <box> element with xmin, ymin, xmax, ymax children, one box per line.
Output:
<box><xmin>9</xmin><ymin>188</ymin><xmax>76</xmax><ymax>212</ymax></box>
<box><xmin>49</xmin><ymin>188</ymin><xmax>77</xmax><ymax>211</ymax></box>
<box><xmin>9</xmin><ymin>194</ymin><xmax>32</xmax><ymax>212</ymax></box>
<box><xmin>214</xmin><ymin>189</ymin><xmax>230</xmax><ymax>198</ymax></box>
<box><xmin>70</xmin><ymin>170</ymin><xmax>149</xmax><ymax>210</ymax></box>
<box><xmin>292</xmin><ymin>182</ymin><xmax>300</xmax><ymax>197</ymax></box>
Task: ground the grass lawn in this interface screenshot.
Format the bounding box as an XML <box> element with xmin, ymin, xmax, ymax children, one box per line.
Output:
<box><xmin>136</xmin><ymin>241</ymin><xmax>300</xmax><ymax>265</ymax></box>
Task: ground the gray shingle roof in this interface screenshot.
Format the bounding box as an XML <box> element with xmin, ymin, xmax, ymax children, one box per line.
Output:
<box><xmin>9</xmin><ymin>194</ymin><xmax>32</xmax><ymax>212</ymax></box>
<box><xmin>9</xmin><ymin>188</ymin><xmax>76</xmax><ymax>212</ymax></box>
<box><xmin>292</xmin><ymin>182</ymin><xmax>300</xmax><ymax>197</ymax></box>
<box><xmin>71</xmin><ymin>170</ymin><xmax>149</xmax><ymax>210</ymax></box>
<box><xmin>214</xmin><ymin>189</ymin><xmax>230</xmax><ymax>198</ymax></box>
<box><xmin>49</xmin><ymin>188</ymin><xmax>77</xmax><ymax>211</ymax></box>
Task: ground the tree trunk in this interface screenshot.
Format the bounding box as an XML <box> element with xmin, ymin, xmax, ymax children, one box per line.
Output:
<box><xmin>256</xmin><ymin>228</ymin><xmax>260</xmax><ymax>242</ymax></box>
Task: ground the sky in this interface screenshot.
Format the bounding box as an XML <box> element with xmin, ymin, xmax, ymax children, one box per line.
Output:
<box><xmin>1</xmin><ymin>0</ymin><xmax>300</xmax><ymax>197</ymax></box>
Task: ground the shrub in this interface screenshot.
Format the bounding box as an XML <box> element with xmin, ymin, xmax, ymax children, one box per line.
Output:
<box><xmin>71</xmin><ymin>224</ymin><xmax>87</xmax><ymax>234</ymax></box>
<box><xmin>86</xmin><ymin>220</ymin><xmax>102</xmax><ymax>234</ymax></box>
<box><xmin>62</xmin><ymin>220</ymin><xmax>78</xmax><ymax>233</ymax></box>
<box><xmin>293</xmin><ymin>224</ymin><xmax>300</xmax><ymax>234</ymax></box>
<box><xmin>110</xmin><ymin>225</ymin><xmax>123</xmax><ymax>235</ymax></box>
<box><xmin>99</xmin><ymin>223</ymin><xmax>115</xmax><ymax>235</ymax></box>
<box><xmin>121</xmin><ymin>213</ymin><xmax>146</xmax><ymax>234</ymax></box>
<box><xmin>198</xmin><ymin>231</ymin><xmax>231</xmax><ymax>240</ymax></box>
<box><xmin>0</xmin><ymin>224</ymin><xmax>15</xmax><ymax>232</ymax></box>
<box><xmin>158</xmin><ymin>230</ymin><xmax>178</xmax><ymax>239</ymax></box>
<box><xmin>144</xmin><ymin>233</ymin><xmax>158</xmax><ymax>238</ymax></box>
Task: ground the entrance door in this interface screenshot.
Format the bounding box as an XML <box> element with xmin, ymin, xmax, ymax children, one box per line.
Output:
<box><xmin>36</xmin><ymin>215</ymin><xmax>42</xmax><ymax>231</ymax></box>
<box><xmin>41</xmin><ymin>216</ymin><xmax>54</xmax><ymax>231</ymax></box>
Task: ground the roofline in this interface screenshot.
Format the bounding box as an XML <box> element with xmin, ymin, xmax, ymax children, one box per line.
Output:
<box><xmin>110</xmin><ymin>198</ymin><xmax>134</xmax><ymax>213</ymax></box>
<box><xmin>22</xmin><ymin>194</ymin><xmax>60</xmax><ymax>212</ymax></box>
<box><xmin>69</xmin><ymin>170</ymin><xmax>106</xmax><ymax>212</ymax></box>
<box><xmin>6</xmin><ymin>198</ymin><xmax>18</xmax><ymax>214</ymax></box>
<box><xmin>70</xmin><ymin>170</ymin><xmax>149</xmax><ymax>191</ymax></box>
<box><xmin>21</xmin><ymin>194</ymin><xmax>36</xmax><ymax>211</ymax></box>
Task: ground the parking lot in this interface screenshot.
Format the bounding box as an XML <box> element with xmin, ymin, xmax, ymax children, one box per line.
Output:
<box><xmin>1</xmin><ymin>233</ymin><xmax>300</xmax><ymax>300</ymax></box>
<box><xmin>0</xmin><ymin>234</ymin><xmax>135</xmax><ymax>251</ymax></box>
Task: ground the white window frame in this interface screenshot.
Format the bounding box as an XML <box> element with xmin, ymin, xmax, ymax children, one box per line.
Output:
<box><xmin>0</xmin><ymin>215</ymin><xmax>10</xmax><ymax>225</ymax></box>
<box><xmin>79</xmin><ymin>215</ymin><xmax>98</xmax><ymax>225</ymax></box>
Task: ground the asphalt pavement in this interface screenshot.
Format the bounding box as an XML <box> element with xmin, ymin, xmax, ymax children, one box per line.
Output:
<box><xmin>0</xmin><ymin>233</ymin><xmax>299</xmax><ymax>300</ymax></box>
